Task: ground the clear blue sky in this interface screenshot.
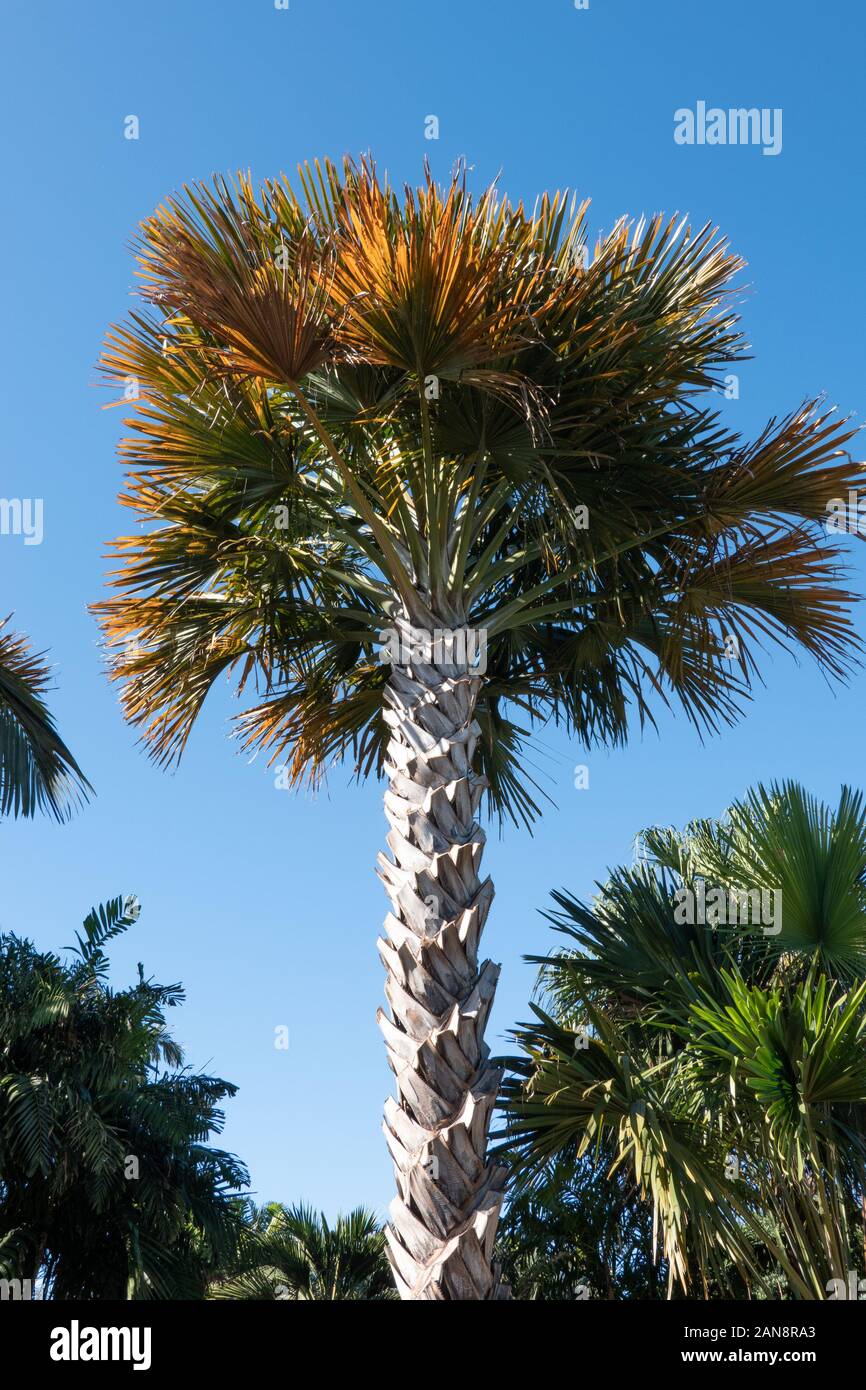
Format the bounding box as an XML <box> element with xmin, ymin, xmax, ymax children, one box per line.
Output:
<box><xmin>1</xmin><ymin>0</ymin><xmax>864</xmax><ymax>1219</ymax></box>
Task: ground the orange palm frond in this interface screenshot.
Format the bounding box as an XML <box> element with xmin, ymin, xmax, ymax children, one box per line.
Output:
<box><xmin>327</xmin><ymin>161</ymin><xmax>557</xmax><ymax>379</ymax></box>
<box><xmin>134</xmin><ymin>175</ymin><xmax>336</xmax><ymax>386</ymax></box>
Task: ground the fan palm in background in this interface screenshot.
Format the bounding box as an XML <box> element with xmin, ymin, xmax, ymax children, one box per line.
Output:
<box><xmin>501</xmin><ymin>782</ymin><xmax>866</xmax><ymax>1299</ymax></box>
<box><xmin>210</xmin><ymin>1201</ymin><xmax>394</xmax><ymax>1300</ymax></box>
<box><xmin>0</xmin><ymin>618</ymin><xmax>89</xmax><ymax>820</ymax></box>
<box><xmin>94</xmin><ymin>155</ymin><xmax>864</xmax><ymax>1298</ymax></box>
<box><xmin>496</xmin><ymin>1154</ymin><xmax>667</xmax><ymax>1300</ymax></box>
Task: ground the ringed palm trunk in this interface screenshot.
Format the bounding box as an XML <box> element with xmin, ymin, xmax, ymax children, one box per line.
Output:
<box><xmin>377</xmin><ymin>616</ymin><xmax>509</xmax><ymax>1299</ymax></box>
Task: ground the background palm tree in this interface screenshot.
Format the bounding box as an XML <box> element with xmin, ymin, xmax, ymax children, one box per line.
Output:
<box><xmin>496</xmin><ymin>1154</ymin><xmax>667</xmax><ymax>1300</ymax></box>
<box><xmin>0</xmin><ymin>895</ymin><xmax>247</xmax><ymax>1298</ymax></box>
<box><xmin>0</xmin><ymin>618</ymin><xmax>89</xmax><ymax>820</ymax></box>
<box><xmin>211</xmin><ymin>1201</ymin><xmax>395</xmax><ymax>1300</ymax></box>
<box><xmin>501</xmin><ymin>782</ymin><xmax>866</xmax><ymax>1299</ymax></box>
<box><xmin>95</xmin><ymin>156</ymin><xmax>863</xmax><ymax>1298</ymax></box>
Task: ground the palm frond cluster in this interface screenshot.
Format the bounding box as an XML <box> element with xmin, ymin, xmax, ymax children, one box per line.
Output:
<box><xmin>500</xmin><ymin>782</ymin><xmax>866</xmax><ymax>1298</ymax></box>
<box><xmin>496</xmin><ymin>1155</ymin><xmax>667</xmax><ymax>1300</ymax></box>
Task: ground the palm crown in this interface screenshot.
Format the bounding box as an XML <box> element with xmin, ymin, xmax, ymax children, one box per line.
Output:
<box><xmin>95</xmin><ymin>158</ymin><xmax>862</xmax><ymax>825</ymax></box>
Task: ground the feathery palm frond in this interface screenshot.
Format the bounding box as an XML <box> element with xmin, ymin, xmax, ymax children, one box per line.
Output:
<box><xmin>0</xmin><ymin>900</ymin><xmax>248</xmax><ymax>1299</ymax></box>
<box><xmin>0</xmin><ymin>619</ymin><xmax>90</xmax><ymax>821</ymax></box>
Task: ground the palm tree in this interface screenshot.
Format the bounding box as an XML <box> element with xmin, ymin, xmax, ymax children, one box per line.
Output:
<box><xmin>0</xmin><ymin>895</ymin><xmax>248</xmax><ymax>1298</ymax></box>
<box><xmin>211</xmin><ymin>1201</ymin><xmax>395</xmax><ymax>1300</ymax></box>
<box><xmin>94</xmin><ymin>157</ymin><xmax>863</xmax><ymax>1299</ymax></box>
<box><xmin>501</xmin><ymin>783</ymin><xmax>866</xmax><ymax>1299</ymax></box>
<box><xmin>0</xmin><ymin>617</ymin><xmax>89</xmax><ymax>819</ymax></box>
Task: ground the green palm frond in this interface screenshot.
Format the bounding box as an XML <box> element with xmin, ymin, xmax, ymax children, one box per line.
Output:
<box><xmin>0</xmin><ymin>618</ymin><xmax>90</xmax><ymax>821</ymax></box>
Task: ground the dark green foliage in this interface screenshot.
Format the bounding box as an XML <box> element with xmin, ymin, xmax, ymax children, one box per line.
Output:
<box><xmin>500</xmin><ymin>784</ymin><xmax>866</xmax><ymax>1299</ymax></box>
<box><xmin>497</xmin><ymin>1157</ymin><xmax>668</xmax><ymax>1300</ymax></box>
<box><xmin>0</xmin><ymin>897</ymin><xmax>248</xmax><ymax>1299</ymax></box>
<box><xmin>0</xmin><ymin>619</ymin><xmax>90</xmax><ymax>821</ymax></box>
<box><xmin>210</xmin><ymin>1200</ymin><xmax>395</xmax><ymax>1300</ymax></box>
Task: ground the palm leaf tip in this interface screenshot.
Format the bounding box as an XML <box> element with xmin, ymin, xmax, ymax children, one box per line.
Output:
<box><xmin>0</xmin><ymin>620</ymin><xmax>92</xmax><ymax>821</ymax></box>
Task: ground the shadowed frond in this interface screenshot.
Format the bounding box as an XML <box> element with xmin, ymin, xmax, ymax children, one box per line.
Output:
<box><xmin>0</xmin><ymin>618</ymin><xmax>91</xmax><ymax>821</ymax></box>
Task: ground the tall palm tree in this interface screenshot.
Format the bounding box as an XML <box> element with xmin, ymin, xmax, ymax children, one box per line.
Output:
<box><xmin>94</xmin><ymin>157</ymin><xmax>863</xmax><ymax>1299</ymax></box>
<box><xmin>211</xmin><ymin>1201</ymin><xmax>395</xmax><ymax>1300</ymax></box>
<box><xmin>501</xmin><ymin>783</ymin><xmax>866</xmax><ymax>1299</ymax></box>
<box><xmin>0</xmin><ymin>618</ymin><xmax>89</xmax><ymax>820</ymax></box>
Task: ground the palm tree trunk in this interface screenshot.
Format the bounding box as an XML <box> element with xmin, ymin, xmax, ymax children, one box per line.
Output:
<box><xmin>377</xmin><ymin>619</ymin><xmax>509</xmax><ymax>1299</ymax></box>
